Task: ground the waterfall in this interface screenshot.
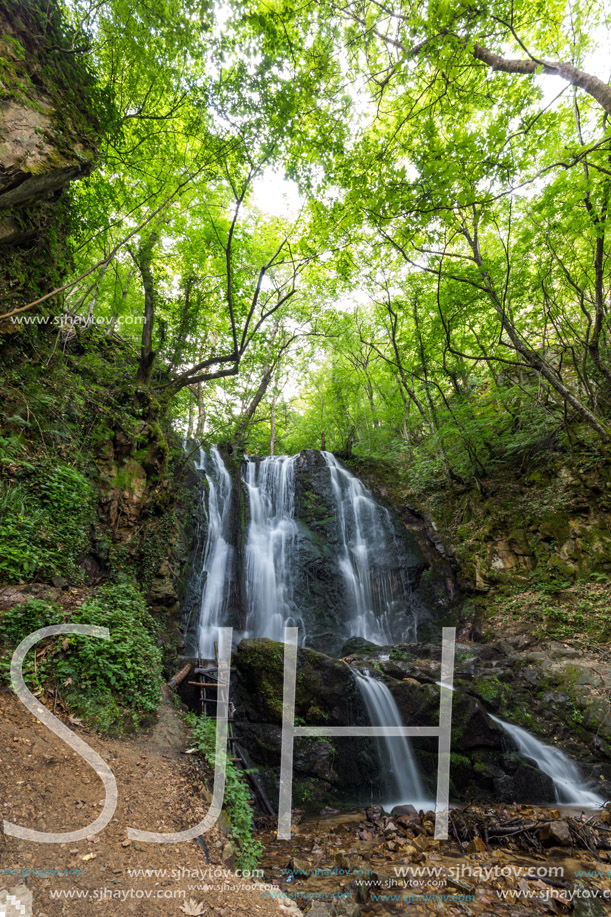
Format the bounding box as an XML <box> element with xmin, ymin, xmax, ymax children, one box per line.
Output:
<box><xmin>323</xmin><ymin>451</ymin><xmax>417</xmax><ymax>644</ymax></box>
<box><xmin>490</xmin><ymin>715</ymin><xmax>604</xmax><ymax>808</ymax></box>
<box><xmin>192</xmin><ymin>448</ymin><xmax>424</xmax><ymax>650</ymax></box>
<box><xmin>353</xmin><ymin>669</ymin><xmax>431</xmax><ymax>811</ymax></box>
<box><xmin>196</xmin><ymin>447</ymin><xmax>234</xmax><ymax>659</ymax></box>
<box><xmin>242</xmin><ymin>455</ymin><xmax>305</xmax><ymax>642</ymax></box>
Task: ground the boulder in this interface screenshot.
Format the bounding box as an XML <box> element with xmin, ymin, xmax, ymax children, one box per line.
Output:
<box><xmin>391</xmin><ymin>805</ymin><xmax>417</xmax><ymax>817</ymax></box>
<box><xmin>573</xmin><ymin>881</ymin><xmax>607</xmax><ymax>916</ymax></box>
<box><xmin>538</xmin><ymin>820</ymin><xmax>572</xmax><ymax>847</ymax></box>
<box><xmin>492</xmin><ymin>757</ymin><xmax>557</xmax><ymax>805</ymax></box>
<box><xmin>287</xmin><ymin>857</ymin><xmax>310</xmax><ymax>878</ymax></box>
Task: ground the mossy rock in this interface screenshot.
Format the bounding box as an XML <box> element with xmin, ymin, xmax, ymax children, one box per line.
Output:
<box><xmin>539</xmin><ymin>511</ymin><xmax>571</xmax><ymax>543</ymax></box>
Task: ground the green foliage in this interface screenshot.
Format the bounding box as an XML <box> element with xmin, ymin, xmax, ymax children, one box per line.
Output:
<box><xmin>0</xmin><ymin>585</ymin><xmax>162</xmax><ymax>734</ymax></box>
<box><xmin>187</xmin><ymin>714</ymin><xmax>263</xmax><ymax>871</ymax></box>
<box><xmin>0</xmin><ymin>599</ymin><xmax>63</xmax><ymax>690</ymax></box>
<box><xmin>490</xmin><ymin>579</ymin><xmax>611</xmax><ymax>647</ymax></box>
<box><xmin>0</xmin><ymin>463</ymin><xmax>94</xmax><ymax>582</ymax></box>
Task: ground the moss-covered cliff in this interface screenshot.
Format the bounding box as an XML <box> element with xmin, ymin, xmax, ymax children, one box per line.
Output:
<box><xmin>0</xmin><ymin>0</ymin><xmax>104</xmax><ymax>309</ymax></box>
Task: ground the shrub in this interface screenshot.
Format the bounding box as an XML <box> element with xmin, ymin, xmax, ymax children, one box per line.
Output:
<box><xmin>0</xmin><ymin>585</ymin><xmax>162</xmax><ymax>734</ymax></box>
<box><xmin>0</xmin><ymin>463</ymin><xmax>94</xmax><ymax>583</ymax></box>
<box><xmin>188</xmin><ymin>714</ymin><xmax>263</xmax><ymax>871</ymax></box>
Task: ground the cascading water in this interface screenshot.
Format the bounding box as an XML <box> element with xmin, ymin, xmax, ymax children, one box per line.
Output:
<box><xmin>242</xmin><ymin>455</ymin><xmax>305</xmax><ymax>642</ymax></box>
<box><xmin>196</xmin><ymin>447</ymin><xmax>234</xmax><ymax>659</ymax></box>
<box><xmin>192</xmin><ymin>449</ymin><xmax>425</xmax><ymax>648</ymax></box>
<box><xmin>490</xmin><ymin>715</ymin><xmax>604</xmax><ymax>808</ymax></box>
<box><xmin>323</xmin><ymin>451</ymin><xmax>418</xmax><ymax>644</ymax></box>
<box><xmin>189</xmin><ymin>448</ymin><xmax>603</xmax><ymax>813</ymax></box>
<box><xmin>353</xmin><ymin>669</ymin><xmax>431</xmax><ymax>811</ymax></box>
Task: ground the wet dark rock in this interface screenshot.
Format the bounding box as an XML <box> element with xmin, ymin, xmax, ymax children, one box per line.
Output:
<box><xmin>80</xmin><ymin>555</ymin><xmax>102</xmax><ymax>585</ymax></box>
<box><xmin>391</xmin><ymin>805</ymin><xmax>417</xmax><ymax>817</ymax></box>
<box><xmin>340</xmin><ymin>637</ymin><xmax>380</xmax><ymax>657</ymax></box>
<box><xmin>232</xmin><ymin>635</ymin><xmax>576</xmax><ymax>809</ymax></box>
<box><xmin>366</xmin><ymin>805</ymin><xmax>383</xmax><ymax>823</ymax></box>
<box><xmin>309</xmin><ymin>632</ymin><xmax>341</xmax><ymax>654</ymax></box>
<box><xmin>492</xmin><ymin>757</ymin><xmax>557</xmax><ymax>804</ymax></box>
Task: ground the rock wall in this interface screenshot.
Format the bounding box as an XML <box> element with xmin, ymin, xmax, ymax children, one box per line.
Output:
<box><xmin>180</xmin><ymin>449</ymin><xmax>456</xmax><ymax>655</ymax></box>
<box><xmin>344</xmin><ymin>455</ymin><xmax>611</xmax><ymax>593</ymax></box>
<box><xmin>230</xmin><ymin>636</ymin><xmax>611</xmax><ymax>812</ymax></box>
<box><xmin>455</xmin><ymin>462</ymin><xmax>611</xmax><ymax>589</ymax></box>
<box><xmin>0</xmin><ymin>0</ymin><xmax>100</xmax><ymax>309</ymax></box>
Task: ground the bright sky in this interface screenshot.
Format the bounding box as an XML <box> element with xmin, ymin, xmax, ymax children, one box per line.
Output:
<box><xmin>251</xmin><ymin>168</ymin><xmax>303</xmax><ymax>219</ymax></box>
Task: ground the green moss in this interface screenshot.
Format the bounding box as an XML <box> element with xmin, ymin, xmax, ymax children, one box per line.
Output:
<box><xmin>472</xmin><ymin>676</ymin><xmax>509</xmax><ymax>706</ymax></box>
<box><xmin>237</xmin><ymin>640</ymin><xmax>285</xmax><ymax>720</ymax></box>
<box><xmin>300</xmin><ymin>487</ymin><xmax>333</xmax><ymax>527</ymax></box>
<box><xmin>538</xmin><ymin>511</ymin><xmax>570</xmax><ymax>543</ymax></box>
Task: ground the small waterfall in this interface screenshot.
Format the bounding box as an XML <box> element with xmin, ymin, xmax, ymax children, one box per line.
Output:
<box><xmin>490</xmin><ymin>715</ymin><xmax>604</xmax><ymax>808</ymax></box>
<box><xmin>323</xmin><ymin>451</ymin><xmax>417</xmax><ymax>644</ymax></box>
<box><xmin>242</xmin><ymin>455</ymin><xmax>305</xmax><ymax>642</ymax></box>
<box><xmin>196</xmin><ymin>447</ymin><xmax>234</xmax><ymax>659</ymax></box>
<box><xmin>354</xmin><ymin>669</ymin><xmax>431</xmax><ymax>811</ymax></box>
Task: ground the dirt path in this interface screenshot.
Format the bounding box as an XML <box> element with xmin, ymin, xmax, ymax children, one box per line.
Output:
<box><xmin>0</xmin><ymin>688</ymin><xmax>300</xmax><ymax>916</ymax></box>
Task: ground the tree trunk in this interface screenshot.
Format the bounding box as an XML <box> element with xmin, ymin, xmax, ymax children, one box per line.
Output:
<box><xmin>187</xmin><ymin>387</ymin><xmax>194</xmax><ymax>439</ymax></box>
<box><xmin>134</xmin><ymin>231</ymin><xmax>159</xmax><ymax>386</ymax></box>
<box><xmin>236</xmin><ymin>364</ymin><xmax>274</xmax><ymax>444</ymax></box>
<box><xmin>465</xmin><ymin>226</ymin><xmax>611</xmax><ymax>443</ymax></box>
<box><xmin>269</xmin><ymin>394</ymin><xmax>277</xmax><ymax>455</ymax></box>
<box><xmin>195</xmin><ymin>382</ymin><xmax>205</xmax><ymax>439</ymax></box>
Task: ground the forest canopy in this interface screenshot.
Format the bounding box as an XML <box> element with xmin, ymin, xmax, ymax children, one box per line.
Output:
<box><xmin>7</xmin><ymin>0</ymin><xmax>611</xmax><ymax>488</ymax></box>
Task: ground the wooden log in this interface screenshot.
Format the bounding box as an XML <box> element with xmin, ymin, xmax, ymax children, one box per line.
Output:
<box><xmin>167</xmin><ymin>663</ymin><xmax>191</xmax><ymax>690</ymax></box>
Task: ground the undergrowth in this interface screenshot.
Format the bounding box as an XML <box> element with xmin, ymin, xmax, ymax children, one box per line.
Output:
<box><xmin>0</xmin><ymin>584</ymin><xmax>162</xmax><ymax>734</ymax></box>
<box><xmin>486</xmin><ymin>576</ymin><xmax>611</xmax><ymax>648</ymax></box>
<box><xmin>0</xmin><ymin>455</ymin><xmax>94</xmax><ymax>582</ymax></box>
<box><xmin>187</xmin><ymin>714</ymin><xmax>263</xmax><ymax>871</ymax></box>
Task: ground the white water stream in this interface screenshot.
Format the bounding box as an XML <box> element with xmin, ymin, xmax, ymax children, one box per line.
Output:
<box><xmin>196</xmin><ymin>446</ymin><xmax>234</xmax><ymax>658</ymax></box>
<box><xmin>242</xmin><ymin>455</ymin><xmax>303</xmax><ymax>641</ymax></box>
<box><xmin>323</xmin><ymin>451</ymin><xmax>417</xmax><ymax>644</ymax></box>
<box><xmin>353</xmin><ymin>669</ymin><xmax>431</xmax><ymax>811</ymax></box>
<box><xmin>490</xmin><ymin>715</ymin><xmax>604</xmax><ymax>808</ymax></box>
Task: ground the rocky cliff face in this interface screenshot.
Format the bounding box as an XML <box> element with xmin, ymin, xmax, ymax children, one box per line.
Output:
<box><xmin>180</xmin><ymin>449</ymin><xmax>456</xmax><ymax>655</ymax></box>
<box><xmin>230</xmin><ymin>635</ymin><xmax>611</xmax><ymax>812</ymax></box>
<box><xmin>0</xmin><ymin>0</ymin><xmax>100</xmax><ymax>308</ymax></box>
